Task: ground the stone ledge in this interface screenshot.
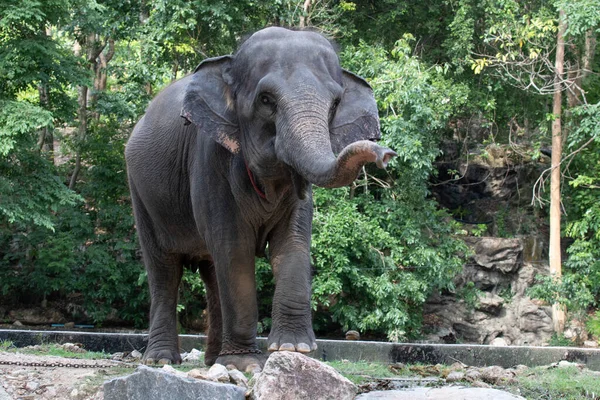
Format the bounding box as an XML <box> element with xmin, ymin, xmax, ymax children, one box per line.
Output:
<box><xmin>2</xmin><ymin>329</ymin><xmax>600</xmax><ymax>371</ymax></box>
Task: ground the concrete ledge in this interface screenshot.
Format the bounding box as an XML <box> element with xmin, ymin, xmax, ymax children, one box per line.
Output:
<box><xmin>2</xmin><ymin>328</ymin><xmax>600</xmax><ymax>370</ymax></box>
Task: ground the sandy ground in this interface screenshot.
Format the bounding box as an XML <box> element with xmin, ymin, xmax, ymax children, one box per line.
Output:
<box><xmin>0</xmin><ymin>351</ymin><xmax>133</xmax><ymax>399</ymax></box>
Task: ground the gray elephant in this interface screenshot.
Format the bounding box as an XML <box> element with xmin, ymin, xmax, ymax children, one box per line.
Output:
<box><xmin>125</xmin><ymin>27</ymin><xmax>396</xmax><ymax>369</ymax></box>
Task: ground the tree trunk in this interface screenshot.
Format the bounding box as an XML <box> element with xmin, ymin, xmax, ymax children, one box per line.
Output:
<box><xmin>70</xmin><ymin>84</ymin><xmax>87</xmax><ymax>190</ymax></box>
<box><xmin>550</xmin><ymin>9</ymin><xmax>566</xmax><ymax>335</ymax></box>
<box><xmin>37</xmin><ymin>25</ymin><xmax>54</xmax><ymax>162</ymax></box>
<box><xmin>37</xmin><ymin>83</ymin><xmax>53</xmax><ymax>159</ymax></box>
<box><xmin>299</xmin><ymin>0</ymin><xmax>312</xmax><ymax>27</ymax></box>
<box><xmin>91</xmin><ymin>38</ymin><xmax>115</xmax><ymax>119</ymax></box>
<box><xmin>70</xmin><ymin>33</ymin><xmax>104</xmax><ymax>190</ymax></box>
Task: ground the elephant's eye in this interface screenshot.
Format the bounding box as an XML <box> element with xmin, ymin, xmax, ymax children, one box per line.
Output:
<box><xmin>331</xmin><ymin>98</ymin><xmax>340</xmax><ymax>111</ymax></box>
<box><xmin>260</xmin><ymin>94</ymin><xmax>275</xmax><ymax>106</ymax></box>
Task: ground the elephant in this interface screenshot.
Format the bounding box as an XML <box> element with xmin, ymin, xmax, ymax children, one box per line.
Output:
<box><xmin>125</xmin><ymin>26</ymin><xmax>396</xmax><ymax>370</ymax></box>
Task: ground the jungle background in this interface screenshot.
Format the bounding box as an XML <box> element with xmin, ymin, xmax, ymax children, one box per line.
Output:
<box><xmin>1</xmin><ymin>0</ymin><xmax>599</xmax><ymax>343</ymax></box>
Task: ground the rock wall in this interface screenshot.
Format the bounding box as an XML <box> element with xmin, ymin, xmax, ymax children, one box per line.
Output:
<box><xmin>424</xmin><ymin>236</ymin><xmax>554</xmax><ymax>346</ymax></box>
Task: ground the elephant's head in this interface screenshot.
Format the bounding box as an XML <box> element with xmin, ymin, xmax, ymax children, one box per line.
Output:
<box><xmin>181</xmin><ymin>27</ymin><xmax>396</xmax><ymax>194</ymax></box>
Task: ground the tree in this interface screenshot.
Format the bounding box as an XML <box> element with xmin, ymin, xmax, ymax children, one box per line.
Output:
<box><xmin>550</xmin><ymin>9</ymin><xmax>566</xmax><ymax>333</ymax></box>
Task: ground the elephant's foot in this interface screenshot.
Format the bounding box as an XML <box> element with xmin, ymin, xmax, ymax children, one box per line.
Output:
<box><xmin>204</xmin><ymin>347</ymin><xmax>220</xmax><ymax>366</ymax></box>
<box><xmin>267</xmin><ymin>326</ymin><xmax>317</xmax><ymax>353</ymax></box>
<box><xmin>143</xmin><ymin>344</ymin><xmax>182</xmax><ymax>365</ymax></box>
<box><xmin>215</xmin><ymin>352</ymin><xmax>267</xmax><ymax>371</ymax></box>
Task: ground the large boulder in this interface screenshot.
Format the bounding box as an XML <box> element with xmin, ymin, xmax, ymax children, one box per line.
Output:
<box><xmin>252</xmin><ymin>351</ymin><xmax>356</xmax><ymax>400</ymax></box>
<box><xmin>104</xmin><ymin>365</ymin><xmax>245</xmax><ymax>400</ymax></box>
<box><xmin>424</xmin><ymin>236</ymin><xmax>554</xmax><ymax>346</ymax></box>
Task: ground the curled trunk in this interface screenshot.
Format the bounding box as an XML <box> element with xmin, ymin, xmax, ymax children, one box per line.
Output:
<box><xmin>277</xmin><ymin>101</ymin><xmax>396</xmax><ymax>188</ymax></box>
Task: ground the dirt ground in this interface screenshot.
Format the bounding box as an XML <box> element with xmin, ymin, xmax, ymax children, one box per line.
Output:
<box><xmin>0</xmin><ymin>351</ymin><xmax>133</xmax><ymax>399</ymax></box>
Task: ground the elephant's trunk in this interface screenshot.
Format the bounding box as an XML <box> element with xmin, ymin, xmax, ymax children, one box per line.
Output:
<box><xmin>277</xmin><ymin>97</ymin><xmax>396</xmax><ymax>188</ymax></box>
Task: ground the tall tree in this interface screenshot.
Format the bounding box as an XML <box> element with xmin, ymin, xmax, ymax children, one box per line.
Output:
<box><xmin>550</xmin><ymin>9</ymin><xmax>567</xmax><ymax>333</ymax></box>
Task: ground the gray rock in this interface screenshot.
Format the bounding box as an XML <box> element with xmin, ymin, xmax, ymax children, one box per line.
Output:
<box><xmin>424</xmin><ymin>237</ymin><xmax>554</xmax><ymax>347</ymax></box>
<box><xmin>253</xmin><ymin>351</ymin><xmax>356</xmax><ymax>400</ymax></box>
<box><xmin>472</xmin><ymin>238</ymin><xmax>522</xmax><ymax>273</ymax></box>
<box><xmin>465</xmin><ymin>368</ymin><xmax>482</xmax><ymax>381</ymax></box>
<box><xmin>103</xmin><ymin>365</ymin><xmax>245</xmax><ymax>400</ymax></box>
<box><xmin>182</xmin><ymin>348</ymin><xmax>203</xmax><ymax>362</ymax></box>
<box><xmin>356</xmin><ymin>387</ymin><xmax>525</xmax><ymax>399</ymax></box>
<box><xmin>476</xmin><ymin>293</ymin><xmax>505</xmax><ymax>315</ymax></box>
<box><xmin>557</xmin><ymin>360</ymin><xmax>584</xmax><ymax>369</ymax></box>
<box><xmin>206</xmin><ymin>363</ymin><xmax>231</xmax><ymax>382</ymax></box>
<box><xmin>490</xmin><ymin>337</ymin><xmax>509</xmax><ymax>346</ymax></box>
<box><xmin>445</xmin><ymin>371</ymin><xmax>465</xmax><ymax>382</ymax></box>
<box><xmin>187</xmin><ymin>368</ymin><xmax>214</xmax><ymax>381</ymax></box>
<box><xmin>480</xmin><ymin>365</ymin><xmax>514</xmax><ymax>384</ymax></box>
<box><xmin>228</xmin><ymin>369</ymin><xmax>248</xmax><ymax>388</ymax></box>
<box><xmin>130</xmin><ymin>350</ymin><xmax>143</xmax><ymax>360</ymax></box>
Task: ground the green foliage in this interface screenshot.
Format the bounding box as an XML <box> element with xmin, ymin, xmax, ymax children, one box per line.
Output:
<box><xmin>547</xmin><ymin>333</ymin><xmax>576</xmax><ymax>347</ymax></box>
<box><xmin>1</xmin><ymin>0</ymin><xmax>598</xmax><ymax>342</ymax></box>
<box><xmin>586</xmin><ymin>310</ymin><xmax>600</xmax><ymax>340</ymax></box>
<box><xmin>0</xmin><ymin>138</ymin><xmax>81</xmax><ymax>230</ymax></box>
<box><xmin>308</xmin><ymin>39</ymin><xmax>469</xmax><ymax>340</ymax></box>
<box><xmin>512</xmin><ymin>365</ymin><xmax>600</xmax><ymax>399</ymax></box>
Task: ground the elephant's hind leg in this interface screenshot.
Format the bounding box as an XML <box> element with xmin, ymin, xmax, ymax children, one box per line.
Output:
<box><xmin>198</xmin><ymin>261</ymin><xmax>223</xmax><ymax>366</ymax></box>
<box><xmin>143</xmin><ymin>250</ymin><xmax>184</xmax><ymax>365</ymax></box>
<box><xmin>130</xmin><ymin>183</ymin><xmax>184</xmax><ymax>365</ymax></box>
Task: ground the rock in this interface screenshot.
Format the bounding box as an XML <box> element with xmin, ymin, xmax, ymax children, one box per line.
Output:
<box><xmin>557</xmin><ymin>360</ymin><xmax>584</xmax><ymax>369</ymax></box>
<box><xmin>206</xmin><ymin>363</ymin><xmax>231</xmax><ymax>382</ymax></box>
<box><xmin>584</xmin><ymin>340</ymin><xmax>599</xmax><ymax>348</ymax></box>
<box><xmin>448</xmin><ymin>361</ymin><xmax>466</xmax><ymax>371</ymax></box>
<box><xmin>13</xmin><ymin>320</ymin><xmax>23</xmax><ymax>326</ymax></box>
<box><xmin>64</xmin><ymin>322</ymin><xmax>76</xmax><ymax>329</ymax></box>
<box><xmin>25</xmin><ymin>381</ymin><xmax>40</xmax><ymax>391</ymax></box>
<box><xmin>104</xmin><ymin>365</ymin><xmax>245</xmax><ymax>400</ymax></box>
<box><xmin>228</xmin><ymin>369</ymin><xmax>248</xmax><ymax>388</ymax></box>
<box><xmin>445</xmin><ymin>371</ymin><xmax>465</xmax><ymax>382</ymax></box>
<box><xmin>472</xmin><ymin>238</ymin><xmax>523</xmax><ymax>273</ymax></box>
<box><xmin>480</xmin><ymin>365</ymin><xmax>514</xmax><ymax>384</ymax></box>
<box><xmin>490</xmin><ymin>337</ymin><xmax>509</xmax><ymax>346</ymax></box>
<box><xmin>345</xmin><ymin>330</ymin><xmax>361</xmax><ymax>340</ymax></box>
<box><xmin>477</xmin><ymin>293</ymin><xmax>505</xmax><ymax>315</ymax></box>
<box><xmin>130</xmin><ymin>350</ymin><xmax>143</xmax><ymax>360</ymax></box>
<box><xmin>61</xmin><ymin>343</ymin><xmax>86</xmax><ymax>353</ymax></box>
<box><xmin>424</xmin><ymin>238</ymin><xmax>554</xmax><ymax>347</ymax></box>
<box><xmin>182</xmin><ymin>348</ymin><xmax>203</xmax><ymax>362</ymax></box>
<box><xmin>187</xmin><ymin>369</ymin><xmax>213</xmax><ymax>381</ymax></box>
<box><xmin>465</xmin><ymin>369</ymin><xmax>482</xmax><ymax>382</ymax></box>
<box><xmin>253</xmin><ymin>351</ymin><xmax>356</xmax><ymax>400</ymax></box>
<box><xmin>162</xmin><ymin>364</ymin><xmax>188</xmax><ymax>378</ymax></box>
<box><xmin>245</xmin><ymin>363</ymin><xmax>262</xmax><ymax>375</ymax></box>
<box><xmin>355</xmin><ymin>387</ymin><xmax>525</xmax><ymax>399</ymax></box>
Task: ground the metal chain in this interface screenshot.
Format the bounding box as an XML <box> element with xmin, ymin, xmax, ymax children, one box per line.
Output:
<box><xmin>218</xmin><ymin>348</ymin><xmax>263</xmax><ymax>356</ymax></box>
<box><xmin>0</xmin><ymin>359</ymin><xmax>139</xmax><ymax>369</ymax></box>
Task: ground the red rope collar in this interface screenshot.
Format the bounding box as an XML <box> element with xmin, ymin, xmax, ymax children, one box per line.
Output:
<box><xmin>245</xmin><ymin>162</ymin><xmax>267</xmax><ymax>200</ymax></box>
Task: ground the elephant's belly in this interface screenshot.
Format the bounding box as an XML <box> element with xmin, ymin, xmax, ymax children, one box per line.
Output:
<box><xmin>154</xmin><ymin>215</ymin><xmax>209</xmax><ymax>258</ymax></box>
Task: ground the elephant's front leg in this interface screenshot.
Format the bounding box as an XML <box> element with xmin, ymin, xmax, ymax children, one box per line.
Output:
<box><xmin>267</xmin><ymin>205</ymin><xmax>317</xmax><ymax>353</ymax></box>
<box><xmin>213</xmin><ymin>249</ymin><xmax>266</xmax><ymax>369</ymax></box>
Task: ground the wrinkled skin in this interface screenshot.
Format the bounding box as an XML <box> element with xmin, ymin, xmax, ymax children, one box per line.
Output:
<box><xmin>125</xmin><ymin>27</ymin><xmax>396</xmax><ymax>369</ymax></box>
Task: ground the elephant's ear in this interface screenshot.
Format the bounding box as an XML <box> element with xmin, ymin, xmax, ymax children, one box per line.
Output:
<box><xmin>181</xmin><ymin>55</ymin><xmax>240</xmax><ymax>154</ymax></box>
<box><xmin>330</xmin><ymin>70</ymin><xmax>381</xmax><ymax>154</ymax></box>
